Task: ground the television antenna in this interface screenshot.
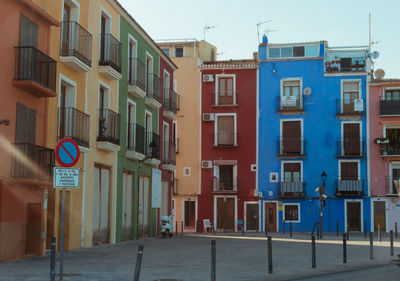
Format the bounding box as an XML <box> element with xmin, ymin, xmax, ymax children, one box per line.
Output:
<box><xmin>257</xmin><ymin>20</ymin><xmax>275</xmax><ymax>43</ymax></box>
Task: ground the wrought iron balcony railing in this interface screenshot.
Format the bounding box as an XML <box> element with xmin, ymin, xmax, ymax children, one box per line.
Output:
<box><xmin>145</xmin><ymin>73</ymin><xmax>161</xmax><ymax>103</ymax></box>
<box><xmin>279</xmin><ymin>180</ymin><xmax>305</xmax><ymax>198</ymax></box>
<box><xmin>60</xmin><ymin>21</ymin><xmax>92</xmax><ymax>67</ymax></box>
<box><xmin>58</xmin><ymin>107</ymin><xmax>90</xmax><ymax>147</ymax></box>
<box><xmin>212</xmin><ymin>177</ymin><xmax>238</xmax><ymax>192</ymax></box>
<box><xmin>212</xmin><ymin>91</ymin><xmax>238</xmax><ymax>106</ymax></box>
<box><xmin>99</xmin><ymin>33</ymin><xmax>121</xmax><ymax>73</ymax></box>
<box><xmin>163</xmin><ymin>89</ymin><xmax>178</xmax><ymax>114</ymax></box>
<box><xmin>385</xmin><ymin>177</ymin><xmax>400</xmax><ymax>196</ymax></box>
<box><xmin>336</xmin><ymin>137</ymin><xmax>364</xmax><ymax>157</ymax></box>
<box><xmin>128</xmin><ymin>58</ymin><xmax>146</xmax><ymax>91</ymax></box>
<box><xmin>214</xmin><ymin>132</ymin><xmax>238</xmax><ymax>147</ymax></box>
<box><xmin>162</xmin><ymin>141</ymin><xmax>176</xmax><ymax>165</ymax></box>
<box><xmin>278</xmin><ymin>137</ymin><xmax>305</xmax><ymax>157</ymax></box>
<box><xmin>97</xmin><ymin>108</ymin><xmax>120</xmax><ymax>145</ymax></box>
<box><xmin>277</xmin><ymin>96</ymin><xmax>304</xmax><ymax>112</ymax></box>
<box><xmin>145</xmin><ymin>132</ymin><xmax>160</xmax><ymax>159</ymax></box>
<box><xmin>127</xmin><ymin>123</ymin><xmax>145</xmax><ymax>155</ymax></box>
<box><xmin>380</xmin><ymin>96</ymin><xmax>400</xmax><ymax>116</ymax></box>
<box><xmin>336</xmin><ymin>98</ymin><xmax>364</xmax><ymax>116</ymax></box>
<box><xmin>336</xmin><ymin>178</ymin><xmax>364</xmax><ymax>196</ymax></box>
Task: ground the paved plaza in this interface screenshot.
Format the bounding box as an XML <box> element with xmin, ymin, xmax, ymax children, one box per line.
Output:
<box><xmin>0</xmin><ymin>232</ymin><xmax>399</xmax><ymax>281</ymax></box>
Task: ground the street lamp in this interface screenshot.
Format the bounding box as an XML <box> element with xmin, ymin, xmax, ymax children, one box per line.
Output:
<box><xmin>319</xmin><ymin>171</ymin><xmax>327</xmax><ymax>239</ymax></box>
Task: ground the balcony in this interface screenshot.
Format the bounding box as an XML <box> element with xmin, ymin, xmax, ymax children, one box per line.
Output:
<box><xmin>60</xmin><ymin>21</ymin><xmax>92</xmax><ymax>72</ymax></box>
<box><xmin>144</xmin><ymin>132</ymin><xmax>160</xmax><ymax>166</ymax></box>
<box><xmin>98</xmin><ymin>34</ymin><xmax>122</xmax><ymax>80</ymax></box>
<box><xmin>126</xmin><ymin>123</ymin><xmax>145</xmax><ymax>160</ymax></box>
<box><xmin>13</xmin><ymin>46</ymin><xmax>57</xmax><ymax>97</ymax></box>
<box><xmin>212</xmin><ymin>91</ymin><xmax>238</xmax><ymax>106</ymax></box>
<box><xmin>58</xmin><ymin>107</ymin><xmax>90</xmax><ymax>148</ymax></box>
<box><xmin>162</xmin><ymin>141</ymin><xmax>176</xmax><ymax>171</ymax></box>
<box><xmin>380</xmin><ymin>97</ymin><xmax>400</xmax><ymax>116</ymax></box>
<box><xmin>277</xmin><ymin>96</ymin><xmax>304</xmax><ymax>114</ymax></box>
<box><xmin>97</xmin><ymin>108</ymin><xmax>120</xmax><ymax>151</ymax></box>
<box><xmin>385</xmin><ymin>177</ymin><xmax>400</xmax><ymax>196</ymax></box>
<box><xmin>336</xmin><ymin>98</ymin><xmax>364</xmax><ymax>118</ymax></box>
<box><xmin>127</xmin><ymin>58</ymin><xmax>146</xmax><ymax>99</ymax></box>
<box><xmin>325</xmin><ymin>47</ymin><xmax>368</xmax><ymax>74</ymax></box>
<box><xmin>212</xmin><ymin>177</ymin><xmax>238</xmax><ymax>193</ymax></box>
<box><xmin>278</xmin><ymin>137</ymin><xmax>305</xmax><ymax>158</ymax></box>
<box><xmin>213</xmin><ymin>132</ymin><xmax>238</xmax><ymax>147</ymax></box>
<box><xmin>163</xmin><ymin>89</ymin><xmax>178</xmax><ymax>120</ymax></box>
<box><xmin>145</xmin><ymin>73</ymin><xmax>162</xmax><ymax>109</ymax></box>
<box><xmin>12</xmin><ymin>143</ymin><xmax>54</xmax><ymax>182</ymax></box>
<box><xmin>279</xmin><ymin>181</ymin><xmax>306</xmax><ymax>198</ymax></box>
<box><xmin>336</xmin><ymin>138</ymin><xmax>364</xmax><ymax>158</ymax></box>
<box><xmin>336</xmin><ymin>178</ymin><xmax>364</xmax><ymax>197</ymax></box>
<box><xmin>380</xmin><ymin>142</ymin><xmax>400</xmax><ymax>157</ymax></box>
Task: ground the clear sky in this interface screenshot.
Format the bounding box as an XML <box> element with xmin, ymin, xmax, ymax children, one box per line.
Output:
<box><xmin>119</xmin><ymin>0</ymin><xmax>400</xmax><ymax>78</ymax></box>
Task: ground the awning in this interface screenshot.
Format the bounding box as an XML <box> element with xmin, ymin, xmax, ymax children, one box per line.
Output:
<box><xmin>213</xmin><ymin>160</ymin><xmax>237</xmax><ymax>166</ymax></box>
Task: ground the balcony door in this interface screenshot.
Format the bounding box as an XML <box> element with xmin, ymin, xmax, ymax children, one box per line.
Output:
<box><xmin>219</xmin><ymin>165</ymin><xmax>234</xmax><ymax>191</ymax></box>
<box><xmin>19</xmin><ymin>14</ymin><xmax>38</xmax><ymax>79</ymax></box>
<box><xmin>343</xmin><ymin>123</ymin><xmax>360</xmax><ymax>155</ymax></box>
<box><xmin>342</xmin><ymin>81</ymin><xmax>359</xmax><ymax>113</ymax></box>
<box><xmin>217</xmin><ymin>115</ymin><xmax>235</xmax><ymax>146</ymax></box>
<box><xmin>282</xmin><ymin>120</ymin><xmax>301</xmax><ymax>154</ymax></box>
<box><xmin>59</xmin><ymin>81</ymin><xmax>76</xmax><ymax>140</ymax></box>
<box><xmin>163</xmin><ymin>123</ymin><xmax>169</xmax><ymax>162</ymax></box>
<box><xmin>217</xmin><ymin>76</ymin><xmax>234</xmax><ymax>105</ymax></box>
<box><xmin>164</xmin><ymin>72</ymin><xmax>170</xmax><ymax>107</ymax></box>
<box><xmin>127</xmin><ymin>102</ymin><xmax>136</xmax><ymax>150</ymax></box>
<box><xmin>100</xmin><ymin>12</ymin><xmax>111</xmax><ymax>61</ymax></box>
<box><xmin>390</xmin><ymin>166</ymin><xmax>400</xmax><ymax>194</ymax></box>
<box><xmin>340</xmin><ymin>162</ymin><xmax>358</xmax><ymax>180</ymax></box>
<box><xmin>146</xmin><ymin>56</ymin><xmax>153</xmax><ymax>94</ymax></box>
<box><xmin>386</xmin><ymin>128</ymin><xmax>400</xmax><ymax>155</ymax></box>
<box><xmin>61</xmin><ymin>3</ymin><xmax>71</xmax><ymax>51</ymax></box>
<box><xmin>128</xmin><ymin>40</ymin><xmax>137</xmax><ymax>83</ymax></box>
<box><xmin>15</xmin><ymin>103</ymin><xmax>36</xmax><ymax>144</ymax></box>
<box><xmin>282</xmin><ymin>80</ymin><xmax>301</xmax><ymax>110</ymax></box>
<box><xmin>282</xmin><ymin>162</ymin><xmax>302</xmax><ymax>194</ymax></box>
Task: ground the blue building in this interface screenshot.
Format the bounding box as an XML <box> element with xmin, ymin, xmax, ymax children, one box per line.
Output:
<box><xmin>257</xmin><ymin>36</ymin><xmax>372</xmax><ymax>233</ymax></box>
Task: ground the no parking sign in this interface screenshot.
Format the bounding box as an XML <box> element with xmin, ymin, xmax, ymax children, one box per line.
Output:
<box><xmin>55</xmin><ymin>138</ymin><xmax>80</xmax><ymax>167</ymax></box>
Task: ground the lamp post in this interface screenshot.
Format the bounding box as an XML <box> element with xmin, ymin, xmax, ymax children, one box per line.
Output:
<box><xmin>319</xmin><ymin>171</ymin><xmax>327</xmax><ymax>239</ymax></box>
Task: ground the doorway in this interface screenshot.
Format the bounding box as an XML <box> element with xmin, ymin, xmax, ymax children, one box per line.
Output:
<box><xmin>138</xmin><ymin>175</ymin><xmax>150</xmax><ymax>238</ymax></box>
<box><xmin>122</xmin><ymin>172</ymin><xmax>133</xmax><ymax>241</ymax></box>
<box><xmin>373</xmin><ymin>201</ymin><xmax>386</xmax><ymax>232</ymax></box>
<box><xmin>184</xmin><ymin>200</ymin><xmax>195</xmax><ymax>230</ymax></box>
<box><xmin>264</xmin><ymin>202</ymin><xmax>277</xmax><ymax>232</ymax></box>
<box><xmin>92</xmin><ymin>166</ymin><xmax>110</xmax><ymax>245</ymax></box>
<box><xmin>25</xmin><ymin>203</ymin><xmax>42</xmax><ymax>255</ymax></box>
<box><xmin>346</xmin><ymin>201</ymin><xmax>361</xmax><ymax>231</ymax></box>
<box><xmin>245</xmin><ymin>203</ymin><xmax>259</xmax><ymax>231</ymax></box>
<box><xmin>216</xmin><ymin>197</ymin><xmax>235</xmax><ymax>231</ymax></box>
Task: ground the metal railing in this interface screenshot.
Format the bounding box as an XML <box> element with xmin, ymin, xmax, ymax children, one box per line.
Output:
<box><xmin>279</xmin><ymin>181</ymin><xmax>306</xmax><ymax>198</ymax></box>
<box><xmin>212</xmin><ymin>177</ymin><xmax>238</xmax><ymax>192</ymax></box>
<box><xmin>58</xmin><ymin>107</ymin><xmax>90</xmax><ymax>147</ymax></box>
<box><xmin>162</xmin><ymin>141</ymin><xmax>176</xmax><ymax>165</ymax></box>
<box><xmin>325</xmin><ymin>57</ymin><xmax>366</xmax><ymax>73</ymax></box>
<box><xmin>336</xmin><ymin>98</ymin><xmax>364</xmax><ymax>115</ymax></box>
<box><xmin>97</xmin><ymin>108</ymin><xmax>120</xmax><ymax>145</ymax></box>
<box><xmin>128</xmin><ymin>58</ymin><xmax>146</xmax><ymax>91</ymax></box>
<box><xmin>277</xmin><ymin>96</ymin><xmax>304</xmax><ymax>112</ymax></box>
<box><xmin>278</xmin><ymin>137</ymin><xmax>305</xmax><ymax>156</ymax></box>
<box><xmin>14</xmin><ymin>46</ymin><xmax>57</xmax><ymax>92</ymax></box>
<box><xmin>60</xmin><ymin>21</ymin><xmax>92</xmax><ymax>67</ymax></box>
<box><xmin>381</xmin><ymin>143</ymin><xmax>400</xmax><ymax>156</ymax></box>
<box><xmin>145</xmin><ymin>132</ymin><xmax>160</xmax><ymax>159</ymax></box>
<box><xmin>212</xmin><ymin>91</ymin><xmax>238</xmax><ymax>106</ymax></box>
<box><xmin>127</xmin><ymin>123</ymin><xmax>145</xmax><ymax>155</ymax></box>
<box><xmin>99</xmin><ymin>33</ymin><xmax>121</xmax><ymax>73</ymax></box>
<box><xmin>12</xmin><ymin>143</ymin><xmax>54</xmax><ymax>181</ymax></box>
<box><xmin>336</xmin><ymin>137</ymin><xmax>364</xmax><ymax>157</ymax></box>
<box><xmin>336</xmin><ymin>178</ymin><xmax>364</xmax><ymax>196</ymax></box>
<box><xmin>380</xmin><ymin>96</ymin><xmax>400</xmax><ymax>116</ymax></box>
<box><xmin>385</xmin><ymin>177</ymin><xmax>400</xmax><ymax>195</ymax></box>
<box><xmin>145</xmin><ymin>73</ymin><xmax>161</xmax><ymax>103</ymax></box>
<box><xmin>163</xmin><ymin>89</ymin><xmax>178</xmax><ymax>114</ymax></box>
<box><xmin>214</xmin><ymin>132</ymin><xmax>238</xmax><ymax>147</ymax></box>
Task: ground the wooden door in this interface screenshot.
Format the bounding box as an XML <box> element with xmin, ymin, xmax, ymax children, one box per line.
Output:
<box><xmin>217</xmin><ymin>198</ymin><xmax>235</xmax><ymax>231</ymax></box>
<box><xmin>25</xmin><ymin>203</ymin><xmax>41</xmax><ymax>255</ymax></box>
<box><xmin>373</xmin><ymin>201</ymin><xmax>386</xmax><ymax>231</ymax></box>
<box><xmin>343</xmin><ymin>123</ymin><xmax>360</xmax><ymax>155</ymax></box>
<box><xmin>265</xmin><ymin>203</ymin><xmax>276</xmax><ymax>232</ymax></box>
<box><xmin>282</xmin><ymin>121</ymin><xmax>301</xmax><ymax>154</ymax></box>
<box><xmin>122</xmin><ymin>172</ymin><xmax>133</xmax><ymax>240</ymax></box>
<box><xmin>184</xmin><ymin>201</ymin><xmax>195</xmax><ymax>228</ymax></box>
<box><xmin>246</xmin><ymin>204</ymin><xmax>259</xmax><ymax>231</ymax></box>
<box><xmin>347</xmin><ymin>202</ymin><xmax>361</xmax><ymax>231</ymax></box>
<box><xmin>217</xmin><ymin>116</ymin><xmax>234</xmax><ymax>146</ymax></box>
<box><xmin>92</xmin><ymin>166</ymin><xmax>110</xmax><ymax>245</ymax></box>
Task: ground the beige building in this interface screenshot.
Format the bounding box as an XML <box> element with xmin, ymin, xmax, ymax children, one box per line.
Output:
<box><xmin>156</xmin><ymin>40</ymin><xmax>217</xmax><ymax>232</ymax></box>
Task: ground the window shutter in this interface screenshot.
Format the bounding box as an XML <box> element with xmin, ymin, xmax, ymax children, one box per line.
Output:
<box><xmin>15</xmin><ymin>103</ymin><xmax>36</xmax><ymax>144</ymax></box>
<box><xmin>19</xmin><ymin>13</ymin><xmax>38</xmax><ymax>48</ymax></box>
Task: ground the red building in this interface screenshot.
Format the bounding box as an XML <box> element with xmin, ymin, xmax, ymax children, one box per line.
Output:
<box><xmin>198</xmin><ymin>60</ymin><xmax>258</xmax><ymax>232</ymax></box>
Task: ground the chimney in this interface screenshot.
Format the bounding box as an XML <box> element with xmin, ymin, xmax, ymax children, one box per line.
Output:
<box><xmin>253</xmin><ymin>52</ymin><xmax>259</xmax><ymax>61</ymax></box>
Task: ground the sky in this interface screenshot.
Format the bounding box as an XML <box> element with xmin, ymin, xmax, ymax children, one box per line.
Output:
<box><xmin>119</xmin><ymin>0</ymin><xmax>400</xmax><ymax>78</ymax></box>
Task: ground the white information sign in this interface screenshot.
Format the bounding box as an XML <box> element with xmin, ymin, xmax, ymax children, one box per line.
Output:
<box><xmin>281</xmin><ymin>96</ymin><xmax>297</xmax><ymax>107</ymax></box>
<box><xmin>53</xmin><ymin>168</ymin><xmax>80</xmax><ymax>188</ymax></box>
<box><xmin>354</xmin><ymin>99</ymin><xmax>364</xmax><ymax>112</ymax></box>
<box><xmin>151</xmin><ymin>168</ymin><xmax>162</xmax><ymax>208</ymax></box>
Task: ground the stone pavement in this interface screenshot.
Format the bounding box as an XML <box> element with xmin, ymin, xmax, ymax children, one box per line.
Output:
<box><xmin>0</xmin><ymin>232</ymin><xmax>399</xmax><ymax>281</ymax></box>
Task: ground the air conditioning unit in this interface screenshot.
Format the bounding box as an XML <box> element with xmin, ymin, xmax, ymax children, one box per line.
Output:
<box><xmin>203</xmin><ymin>74</ymin><xmax>214</xmax><ymax>82</ymax></box>
<box><xmin>201</xmin><ymin>161</ymin><xmax>213</xmax><ymax>169</ymax></box>
<box><xmin>203</xmin><ymin>113</ymin><xmax>215</xmax><ymax>121</ymax></box>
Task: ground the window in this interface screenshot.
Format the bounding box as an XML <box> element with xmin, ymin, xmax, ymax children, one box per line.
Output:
<box><xmin>216</xmin><ymin>115</ymin><xmax>235</xmax><ymax>146</ymax></box>
<box><xmin>269</xmin><ymin>47</ymin><xmax>280</xmax><ymax>59</ymax></box>
<box><xmin>216</xmin><ymin>76</ymin><xmax>235</xmax><ymax>105</ymax></box>
<box><xmin>342</xmin><ymin>123</ymin><xmax>361</xmax><ymax>156</ymax></box>
<box><xmin>281</xmin><ymin>80</ymin><xmax>302</xmax><ymax>111</ymax></box>
<box><xmin>19</xmin><ymin>13</ymin><xmax>38</xmax><ymax>47</ymax></box>
<box><xmin>183</xmin><ymin>167</ymin><xmax>191</xmax><ymax>176</ymax></box>
<box><xmin>127</xmin><ymin>100</ymin><xmax>136</xmax><ymax>150</ymax></box>
<box><xmin>340</xmin><ymin>161</ymin><xmax>358</xmax><ymax>180</ymax></box>
<box><xmin>293</xmin><ymin>46</ymin><xmax>305</xmax><ymax>57</ymax></box>
<box><xmin>128</xmin><ymin>39</ymin><xmax>137</xmax><ymax>82</ymax></box>
<box><xmin>342</xmin><ymin>81</ymin><xmax>360</xmax><ymax>114</ymax></box>
<box><xmin>284</xmin><ymin>204</ymin><xmax>299</xmax><ymax>222</ymax></box>
<box><xmin>390</xmin><ymin>164</ymin><xmax>400</xmax><ymax>194</ymax></box>
<box><xmin>268</xmin><ymin>45</ymin><xmax>318</xmax><ymax>59</ymax></box>
<box><xmin>175</xmin><ymin>47</ymin><xmax>183</xmax><ymax>57</ymax></box>
<box><xmin>145</xmin><ymin>55</ymin><xmax>153</xmax><ymax>93</ymax></box>
<box><xmin>384</xmin><ymin>89</ymin><xmax>400</xmax><ymax>101</ymax></box>
<box><xmin>386</xmin><ymin>128</ymin><xmax>400</xmax><ymax>155</ymax></box>
<box><xmin>162</xmin><ymin>48</ymin><xmax>169</xmax><ymax>56</ymax></box>
<box><xmin>15</xmin><ymin>103</ymin><xmax>36</xmax><ymax>144</ymax></box>
<box><xmin>283</xmin><ymin>162</ymin><xmax>301</xmax><ymax>182</ymax></box>
<box><xmin>281</xmin><ymin>120</ymin><xmax>302</xmax><ymax>155</ymax></box>
<box><xmin>213</xmin><ymin>162</ymin><xmax>237</xmax><ymax>191</ymax></box>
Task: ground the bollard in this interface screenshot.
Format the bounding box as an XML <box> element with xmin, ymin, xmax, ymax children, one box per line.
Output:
<box><xmin>290</xmin><ymin>222</ymin><xmax>293</xmax><ymax>238</ymax></box>
<box><xmin>343</xmin><ymin>233</ymin><xmax>347</xmax><ymax>263</ymax></box>
<box><xmin>267</xmin><ymin>236</ymin><xmax>273</xmax><ymax>274</ymax></box>
<box><xmin>390</xmin><ymin>230</ymin><xmax>394</xmax><ymax>257</ymax></box>
<box><xmin>312</xmin><ymin>235</ymin><xmax>316</xmax><ymax>268</ymax></box>
<box><xmin>378</xmin><ymin>223</ymin><xmax>381</xmax><ymax>242</ymax></box>
<box><xmin>346</xmin><ymin>231</ymin><xmax>349</xmax><ymax>241</ymax></box>
<box><xmin>181</xmin><ymin>221</ymin><xmax>184</xmax><ymax>236</ymax></box>
<box><xmin>396</xmin><ymin>222</ymin><xmax>398</xmax><ymax>240</ymax></box>
<box><xmin>283</xmin><ymin>220</ymin><xmax>286</xmax><ymax>234</ymax></box>
<box><xmin>316</xmin><ymin>224</ymin><xmax>320</xmax><ymax>239</ymax></box>
<box><xmin>370</xmin><ymin>232</ymin><xmax>374</xmax><ymax>260</ymax></box>
<box><xmin>133</xmin><ymin>245</ymin><xmax>144</xmax><ymax>281</ymax></box>
<box><xmin>211</xmin><ymin>240</ymin><xmax>216</xmax><ymax>281</ymax></box>
<box><xmin>336</xmin><ymin>221</ymin><xmax>339</xmax><ymax>237</ymax></box>
<box><xmin>176</xmin><ymin>221</ymin><xmax>178</xmax><ymax>235</ymax></box>
<box><xmin>50</xmin><ymin>237</ymin><xmax>56</xmax><ymax>281</ymax></box>
<box><xmin>242</xmin><ymin>223</ymin><xmax>245</xmax><ymax>236</ymax></box>
<box><xmin>364</xmin><ymin>221</ymin><xmax>367</xmax><ymax>238</ymax></box>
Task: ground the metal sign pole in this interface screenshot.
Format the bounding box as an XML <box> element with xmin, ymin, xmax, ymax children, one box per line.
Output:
<box><xmin>60</xmin><ymin>188</ymin><xmax>66</xmax><ymax>280</ymax></box>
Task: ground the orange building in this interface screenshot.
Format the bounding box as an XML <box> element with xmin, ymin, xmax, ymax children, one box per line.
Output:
<box><xmin>0</xmin><ymin>0</ymin><xmax>59</xmax><ymax>262</ymax></box>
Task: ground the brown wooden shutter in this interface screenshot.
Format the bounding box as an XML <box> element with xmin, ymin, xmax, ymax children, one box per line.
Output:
<box><xmin>340</xmin><ymin>162</ymin><xmax>358</xmax><ymax>180</ymax></box>
<box><xmin>15</xmin><ymin>103</ymin><xmax>36</xmax><ymax>143</ymax></box>
<box><xmin>217</xmin><ymin>116</ymin><xmax>234</xmax><ymax>145</ymax></box>
<box><xmin>282</xmin><ymin>121</ymin><xmax>301</xmax><ymax>154</ymax></box>
<box><xmin>19</xmin><ymin>13</ymin><xmax>38</xmax><ymax>48</ymax></box>
<box><xmin>343</xmin><ymin>123</ymin><xmax>360</xmax><ymax>155</ymax></box>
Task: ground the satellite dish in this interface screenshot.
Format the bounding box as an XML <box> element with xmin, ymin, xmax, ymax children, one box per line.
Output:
<box><xmin>303</xmin><ymin>87</ymin><xmax>312</xmax><ymax>96</ymax></box>
<box><xmin>374</xmin><ymin>68</ymin><xmax>385</xmax><ymax>79</ymax></box>
<box><xmin>371</xmin><ymin>51</ymin><xmax>380</xmax><ymax>59</ymax></box>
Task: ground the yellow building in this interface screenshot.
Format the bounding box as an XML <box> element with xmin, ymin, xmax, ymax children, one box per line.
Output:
<box><xmin>157</xmin><ymin>40</ymin><xmax>217</xmax><ymax>232</ymax></box>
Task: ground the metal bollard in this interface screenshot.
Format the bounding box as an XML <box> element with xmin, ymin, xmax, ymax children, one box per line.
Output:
<box><xmin>267</xmin><ymin>236</ymin><xmax>273</xmax><ymax>274</ymax></box>
<box><xmin>390</xmin><ymin>230</ymin><xmax>394</xmax><ymax>257</ymax></box>
<box><xmin>336</xmin><ymin>221</ymin><xmax>339</xmax><ymax>237</ymax></box>
<box><xmin>316</xmin><ymin>224</ymin><xmax>320</xmax><ymax>239</ymax></box>
<box><xmin>370</xmin><ymin>232</ymin><xmax>374</xmax><ymax>260</ymax></box>
<box><xmin>378</xmin><ymin>223</ymin><xmax>381</xmax><ymax>242</ymax></box>
<box><xmin>343</xmin><ymin>233</ymin><xmax>347</xmax><ymax>263</ymax></box>
<box><xmin>176</xmin><ymin>221</ymin><xmax>178</xmax><ymax>235</ymax></box>
<box><xmin>396</xmin><ymin>222</ymin><xmax>398</xmax><ymax>239</ymax></box>
<box><xmin>181</xmin><ymin>221</ymin><xmax>184</xmax><ymax>235</ymax></box>
<box><xmin>50</xmin><ymin>237</ymin><xmax>56</xmax><ymax>281</ymax></box>
<box><xmin>364</xmin><ymin>221</ymin><xmax>367</xmax><ymax>238</ymax></box>
<box><xmin>290</xmin><ymin>222</ymin><xmax>293</xmax><ymax>238</ymax></box>
<box><xmin>211</xmin><ymin>240</ymin><xmax>216</xmax><ymax>281</ymax></box>
<box><xmin>283</xmin><ymin>220</ymin><xmax>286</xmax><ymax>234</ymax></box>
<box><xmin>133</xmin><ymin>245</ymin><xmax>144</xmax><ymax>281</ymax></box>
<box><xmin>312</xmin><ymin>235</ymin><xmax>316</xmax><ymax>268</ymax></box>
